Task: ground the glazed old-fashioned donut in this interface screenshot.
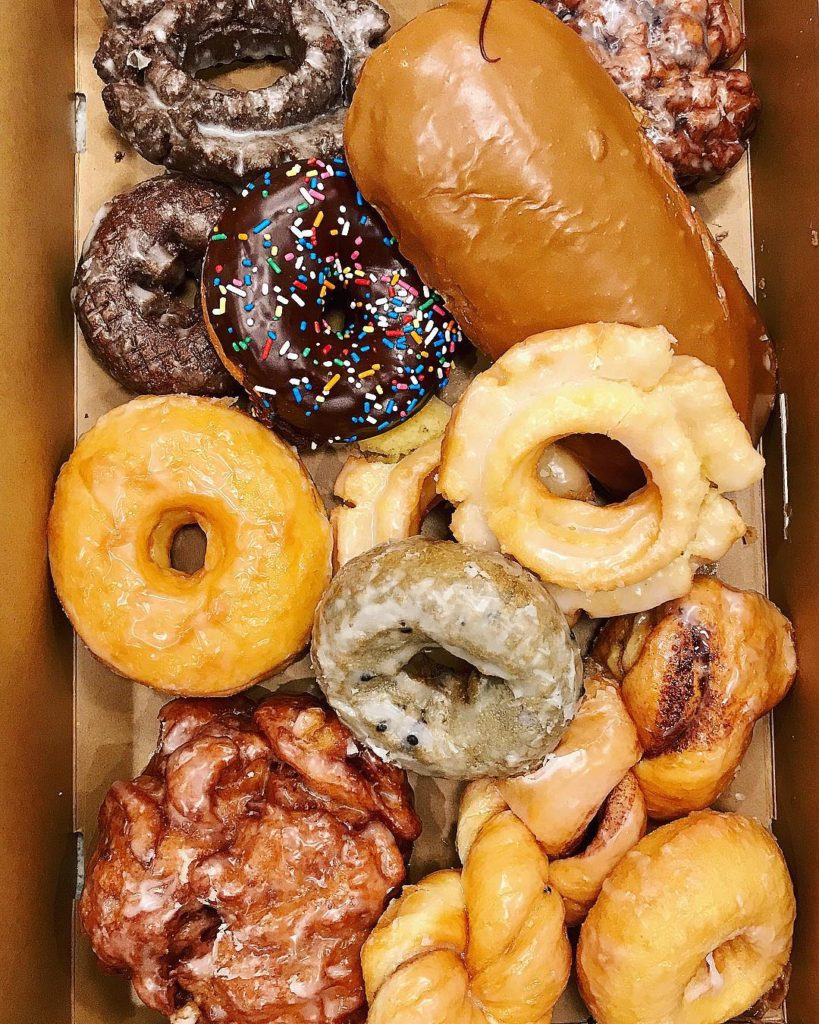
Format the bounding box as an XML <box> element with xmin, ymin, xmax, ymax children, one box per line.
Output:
<box><xmin>439</xmin><ymin>323</ymin><xmax>765</xmax><ymax>616</ymax></box>
<box><xmin>594</xmin><ymin>577</ymin><xmax>797</xmax><ymax>819</ymax></box>
<box><xmin>312</xmin><ymin>537</ymin><xmax>582</xmax><ymax>779</ymax></box>
<box><xmin>577</xmin><ymin>811</ymin><xmax>796</xmax><ymax>1024</ymax></box>
<box><xmin>364</xmin><ymin>800</ymin><xmax>571</xmax><ymax>1023</ymax></box>
<box><xmin>95</xmin><ymin>0</ymin><xmax>389</xmax><ymax>184</ymax></box>
<box><xmin>48</xmin><ymin>395</ymin><xmax>331</xmax><ymax>695</ymax></box>
<box><xmin>73</xmin><ymin>175</ymin><xmax>236</xmax><ymax>396</ymax></box>
<box><xmin>80</xmin><ymin>693</ymin><xmax>421</xmax><ymax>1022</ymax></box>
<box><xmin>463</xmin><ymin>668</ymin><xmax>647</xmax><ymax>925</ymax></box>
<box><xmin>203</xmin><ymin>158</ymin><xmax>458</xmax><ymax>444</ymax></box>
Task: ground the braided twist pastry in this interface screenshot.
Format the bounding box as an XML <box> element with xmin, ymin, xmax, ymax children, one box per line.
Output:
<box><xmin>363</xmin><ymin>802</ymin><xmax>571</xmax><ymax>1022</ymax></box>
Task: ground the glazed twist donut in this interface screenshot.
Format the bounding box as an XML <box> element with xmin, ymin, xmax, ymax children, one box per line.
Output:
<box><xmin>363</xmin><ymin>801</ymin><xmax>571</xmax><ymax>1022</ymax></box>
<box><xmin>95</xmin><ymin>0</ymin><xmax>389</xmax><ymax>184</ymax></box>
<box><xmin>577</xmin><ymin>811</ymin><xmax>795</xmax><ymax>1024</ymax></box>
<box><xmin>438</xmin><ymin>323</ymin><xmax>765</xmax><ymax>617</ymax></box>
<box><xmin>594</xmin><ymin>576</ymin><xmax>797</xmax><ymax>819</ymax></box>
<box><xmin>462</xmin><ymin>668</ymin><xmax>647</xmax><ymax>925</ymax></box>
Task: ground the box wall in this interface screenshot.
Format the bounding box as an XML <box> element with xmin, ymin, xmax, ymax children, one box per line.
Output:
<box><xmin>0</xmin><ymin>0</ymin><xmax>77</xmax><ymax>1020</ymax></box>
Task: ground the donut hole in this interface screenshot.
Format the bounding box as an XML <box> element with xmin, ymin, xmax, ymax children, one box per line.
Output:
<box><xmin>195</xmin><ymin>54</ymin><xmax>299</xmax><ymax>91</ymax></box>
<box><xmin>543</xmin><ymin>435</ymin><xmax>647</xmax><ymax>503</ymax></box>
<box><xmin>321</xmin><ymin>300</ymin><xmax>350</xmax><ymax>337</ymax></box>
<box><xmin>174</xmin><ymin>271</ymin><xmax>201</xmax><ymax>310</ymax></box>
<box><xmin>170</xmin><ymin>523</ymin><xmax>209</xmax><ymax>576</ymax></box>
<box><xmin>184</xmin><ymin>29</ymin><xmax>303</xmax><ymax>91</ymax></box>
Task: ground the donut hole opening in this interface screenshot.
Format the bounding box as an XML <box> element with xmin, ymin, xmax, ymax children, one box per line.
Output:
<box><xmin>185</xmin><ymin>31</ymin><xmax>303</xmax><ymax>91</ymax></box>
<box><xmin>170</xmin><ymin>523</ymin><xmax>209</xmax><ymax>576</ymax></box>
<box><xmin>402</xmin><ymin>648</ymin><xmax>479</xmax><ymax>698</ymax></box>
<box><xmin>321</xmin><ymin>300</ymin><xmax>349</xmax><ymax>337</ymax></box>
<box><xmin>541</xmin><ymin>436</ymin><xmax>647</xmax><ymax>504</ymax></box>
<box><xmin>195</xmin><ymin>55</ymin><xmax>299</xmax><ymax>90</ymax></box>
<box><xmin>174</xmin><ymin>271</ymin><xmax>201</xmax><ymax>309</ymax></box>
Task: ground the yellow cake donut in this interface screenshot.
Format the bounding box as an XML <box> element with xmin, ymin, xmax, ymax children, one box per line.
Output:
<box><xmin>48</xmin><ymin>396</ymin><xmax>331</xmax><ymax>695</ymax></box>
<box><xmin>577</xmin><ymin>811</ymin><xmax>796</xmax><ymax>1024</ymax></box>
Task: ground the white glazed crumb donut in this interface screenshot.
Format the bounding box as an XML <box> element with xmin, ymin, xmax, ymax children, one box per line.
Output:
<box><xmin>312</xmin><ymin>537</ymin><xmax>583</xmax><ymax>779</ymax></box>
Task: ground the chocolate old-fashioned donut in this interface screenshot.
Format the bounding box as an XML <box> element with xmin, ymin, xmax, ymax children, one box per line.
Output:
<box><xmin>313</xmin><ymin>538</ymin><xmax>583</xmax><ymax>779</ymax></box>
<box><xmin>73</xmin><ymin>175</ymin><xmax>236</xmax><ymax>395</ymax></box>
<box><xmin>95</xmin><ymin>0</ymin><xmax>389</xmax><ymax>184</ymax></box>
<box><xmin>203</xmin><ymin>158</ymin><xmax>458</xmax><ymax>444</ymax></box>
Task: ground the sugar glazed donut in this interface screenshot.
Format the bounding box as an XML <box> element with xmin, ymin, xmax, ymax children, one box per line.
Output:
<box><xmin>94</xmin><ymin>0</ymin><xmax>389</xmax><ymax>184</ymax></box>
<box><xmin>80</xmin><ymin>693</ymin><xmax>421</xmax><ymax>1022</ymax></box>
<box><xmin>439</xmin><ymin>323</ymin><xmax>765</xmax><ymax>617</ymax></box>
<box><xmin>73</xmin><ymin>175</ymin><xmax>236</xmax><ymax>396</ymax></box>
<box><xmin>48</xmin><ymin>396</ymin><xmax>331</xmax><ymax>695</ymax></box>
<box><xmin>312</xmin><ymin>537</ymin><xmax>582</xmax><ymax>779</ymax></box>
<box><xmin>203</xmin><ymin>158</ymin><xmax>458</xmax><ymax>444</ymax></box>
<box><xmin>594</xmin><ymin>577</ymin><xmax>797</xmax><ymax>819</ymax></box>
<box><xmin>577</xmin><ymin>811</ymin><xmax>796</xmax><ymax>1024</ymax></box>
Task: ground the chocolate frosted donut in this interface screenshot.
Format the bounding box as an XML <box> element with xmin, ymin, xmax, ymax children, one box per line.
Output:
<box><xmin>203</xmin><ymin>158</ymin><xmax>458</xmax><ymax>444</ymax></box>
<box><xmin>73</xmin><ymin>175</ymin><xmax>236</xmax><ymax>396</ymax></box>
<box><xmin>95</xmin><ymin>0</ymin><xmax>389</xmax><ymax>184</ymax></box>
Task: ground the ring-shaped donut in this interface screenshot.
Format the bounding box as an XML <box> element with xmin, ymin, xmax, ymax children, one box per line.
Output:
<box><xmin>577</xmin><ymin>811</ymin><xmax>795</xmax><ymax>1024</ymax></box>
<box><xmin>439</xmin><ymin>324</ymin><xmax>764</xmax><ymax>610</ymax></box>
<box><xmin>312</xmin><ymin>537</ymin><xmax>582</xmax><ymax>779</ymax></box>
<box><xmin>95</xmin><ymin>0</ymin><xmax>389</xmax><ymax>184</ymax></box>
<box><xmin>48</xmin><ymin>396</ymin><xmax>331</xmax><ymax>695</ymax></box>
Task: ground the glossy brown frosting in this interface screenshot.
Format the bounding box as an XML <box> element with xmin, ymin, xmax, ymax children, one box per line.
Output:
<box><xmin>80</xmin><ymin>693</ymin><xmax>420</xmax><ymax>1023</ymax></box>
<box><xmin>345</xmin><ymin>0</ymin><xmax>775</xmax><ymax>441</ymax></box>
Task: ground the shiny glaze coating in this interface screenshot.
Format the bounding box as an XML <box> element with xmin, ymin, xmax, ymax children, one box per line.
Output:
<box><xmin>47</xmin><ymin>396</ymin><xmax>331</xmax><ymax>695</ymax></box>
<box><xmin>463</xmin><ymin>668</ymin><xmax>647</xmax><ymax>926</ymax></box>
<box><xmin>439</xmin><ymin>324</ymin><xmax>764</xmax><ymax>616</ymax></box>
<box><xmin>203</xmin><ymin>159</ymin><xmax>456</xmax><ymax>443</ymax></box>
<box><xmin>95</xmin><ymin>0</ymin><xmax>388</xmax><ymax>184</ymax></box>
<box><xmin>80</xmin><ymin>694</ymin><xmax>420</xmax><ymax>1023</ymax></box>
<box><xmin>313</xmin><ymin>537</ymin><xmax>582</xmax><ymax>779</ymax></box>
<box><xmin>344</xmin><ymin>0</ymin><xmax>776</xmax><ymax>441</ymax></box>
<box><xmin>73</xmin><ymin>174</ymin><xmax>236</xmax><ymax>396</ymax></box>
<box><xmin>594</xmin><ymin>576</ymin><xmax>797</xmax><ymax>818</ymax></box>
<box><xmin>539</xmin><ymin>0</ymin><xmax>759</xmax><ymax>184</ymax></box>
<box><xmin>363</xmin><ymin>801</ymin><xmax>571</xmax><ymax>1022</ymax></box>
<box><xmin>577</xmin><ymin>811</ymin><xmax>795</xmax><ymax>1024</ymax></box>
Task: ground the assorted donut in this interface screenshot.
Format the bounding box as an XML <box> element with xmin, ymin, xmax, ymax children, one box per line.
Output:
<box><xmin>55</xmin><ymin>0</ymin><xmax>801</xmax><ymax>1020</ymax></box>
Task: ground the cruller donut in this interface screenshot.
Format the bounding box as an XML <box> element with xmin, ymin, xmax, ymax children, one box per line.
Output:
<box><xmin>95</xmin><ymin>0</ymin><xmax>389</xmax><ymax>184</ymax></box>
<box><xmin>312</xmin><ymin>537</ymin><xmax>582</xmax><ymax>779</ymax></box>
<box><xmin>48</xmin><ymin>395</ymin><xmax>331</xmax><ymax>695</ymax></box>
<box><xmin>577</xmin><ymin>811</ymin><xmax>796</xmax><ymax>1024</ymax></box>
<box><xmin>73</xmin><ymin>174</ymin><xmax>235</xmax><ymax>396</ymax></box>
<box><xmin>439</xmin><ymin>323</ymin><xmax>765</xmax><ymax>617</ymax></box>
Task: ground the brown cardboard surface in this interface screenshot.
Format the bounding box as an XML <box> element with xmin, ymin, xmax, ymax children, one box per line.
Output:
<box><xmin>65</xmin><ymin>1</ymin><xmax>785</xmax><ymax>1022</ymax></box>
<box><xmin>0</xmin><ymin>0</ymin><xmax>76</xmax><ymax>1020</ymax></box>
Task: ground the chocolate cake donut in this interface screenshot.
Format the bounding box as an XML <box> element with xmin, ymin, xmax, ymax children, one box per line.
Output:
<box><xmin>537</xmin><ymin>0</ymin><xmax>760</xmax><ymax>184</ymax></box>
<box><xmin>94</xmin><ymin>0</ymin><xmax>389</xmax><ymax>184</ymax></box>
<box><xmin>73</xmin><ymin>175</ymin><xmax>236</xmax><ymax>395</ymax></box>
<box><xmin>202</xmin><ymin>158</ymin><xmax>458</xmax><ymax>444</ymax></box>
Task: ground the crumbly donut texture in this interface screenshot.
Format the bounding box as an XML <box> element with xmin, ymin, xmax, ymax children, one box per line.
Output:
<box><xmin>73</xmin><ymin>174</ymin><xmax>236</xmax><ymax>396</ymax></box>
<box><xmin>539</xmin><ymin>0</ymin><xmax>760</xmax><ymax>184</ymax></box>
<box><xmin>313</xmin><ymin>537</ymin><xmax>583</xmax><ymax>779</ymax></box>
<box><xmin>203</xmin><ymin>158</ymin><xmax>457</xmax><ymax>443</ymax></box>
<box><xmin>48</xmin><ymin>395</ymin><xmax>332</xmax><ymax>695</ymax></box>
<box><xmin>95</xmin><ymin>0</ymin><xmax>389</xmax><ymax>184</ymax></box>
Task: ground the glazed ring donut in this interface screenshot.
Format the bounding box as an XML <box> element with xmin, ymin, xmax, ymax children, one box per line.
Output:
<box><xmin>577</xmin><ymin>811</ymin><xmax>796</xmax><ymax>1024</ymax></box>
<box><xmin>462</xmin><ymin>669</ymin><xmax>647</xmax><ymax>925</ymax></box>
<box><xmin>48</xmin><ymin>396</ymin><xmax>331</xmax><ymax>695</ymax></box>
<box><xmin>94</xmin><ymin>0</ymin><xmax>389</xmax><ymax>184</ymax></box>
<box><xmin>312</xmin><ymin>537</ymin><xmax>582</xmax><ymax>779</ymax></box>
<box><xmin>73</xmin><ymin>175</ymin><xmax>236</xmax><ymax>396</ymax></box>
<box><xmin>438</xmin><ymin>323</ymin><xmax>765</xmax><ymax>616</ymax></box>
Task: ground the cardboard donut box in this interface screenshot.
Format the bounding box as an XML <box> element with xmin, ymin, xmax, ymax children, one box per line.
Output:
<box><xmin>0</xmin><ymin>0</ymin><xmax>816</xmax><ymax>1020</ymax></box>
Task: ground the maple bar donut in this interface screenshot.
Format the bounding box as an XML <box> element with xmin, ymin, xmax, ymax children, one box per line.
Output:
<box><xmin>312</xmin><ymin>537</ymin><xmax>582</xmax><ymax>779</ymax></box>
<box><xmin>94</xmin><ymin>0</ymin><xmax>389</xmax><ymax>184</ymax></box>
<box><xmin>80</xmin><ymin>693</ymin><xmax>421</xmax><ymax>1023</ymax></box>
<box><xmin>48</xmin><ymin>395</ymin><xmax>331</xmax><ymax>695</ymax></box>
<box><xmin>439</xmin><ymin>323</ymin><xmax>765</xmax><ymax>616</ymax></box>
<box><xmin>73</xmin><ymin>174</ymin><xmax>236</xmax><ymax>396</ymax></box>
<box><xmin>577</xmin><ymin>811</ymin><xmax>796</xmax><ymax>1024</ymax></box>
<box><xmin>203</xmin><ymin>158</ymin><xmax>458</xmax><ymax>444</ymax></box>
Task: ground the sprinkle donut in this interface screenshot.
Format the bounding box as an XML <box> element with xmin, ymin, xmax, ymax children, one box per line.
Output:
<box><xmin>73</xmin><ymin>175</ymin><xmax>236</xmax><ymax>396</ymax></box>
<box><xmin>312</xmin><ymin>537</ymin><xmax>582</xmax><ymax>779</ymax></box>
<box><xmin>203</xmin><ymin>158</ymin><xmax>458</xmax><ymax>444</ymax></box>
<box><xmin>94</xmin><ymin>0</ymin><xmax>390</xmax><ymax>184</ymax></box>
